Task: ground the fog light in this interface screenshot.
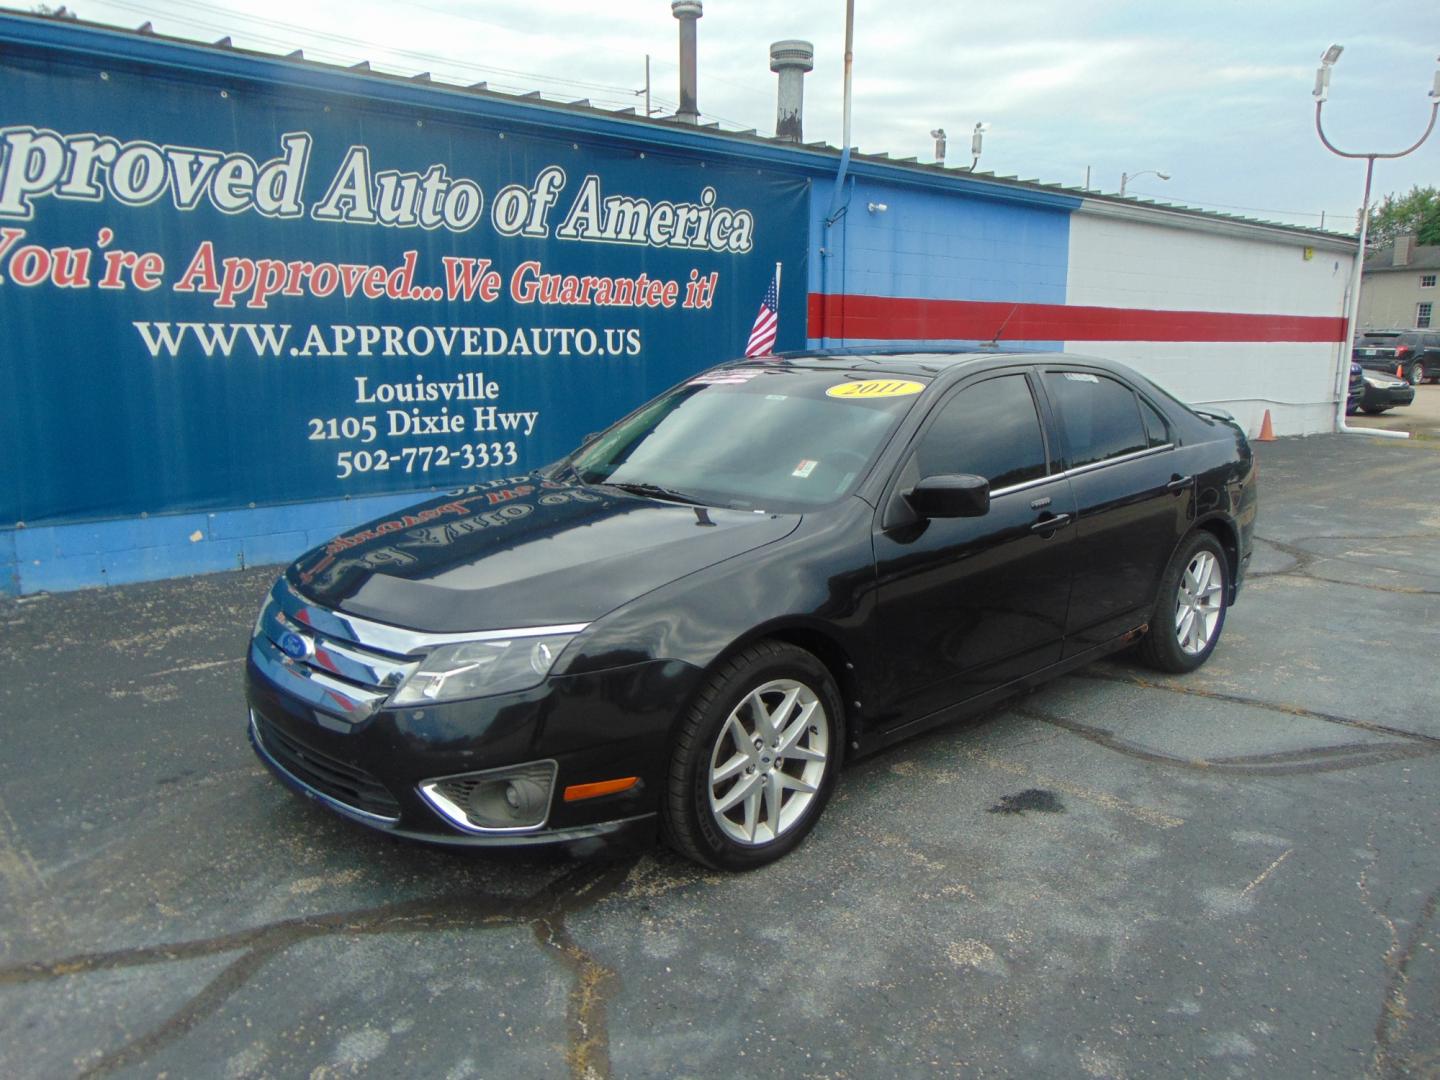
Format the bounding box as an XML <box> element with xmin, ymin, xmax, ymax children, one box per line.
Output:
<box><xmin>418</xmin><ymin>760</ymin><xmax>557</xmax><ymax>833</ymax></box>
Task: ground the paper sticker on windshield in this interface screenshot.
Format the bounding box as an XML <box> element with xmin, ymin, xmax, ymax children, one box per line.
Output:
<box><xmin>826</xmin><ymin>379</ymin><xmax>924</xmax><ymax>399</ymax></box>
<box><xmin>1061</xmin><ymin>372</ymin><xmax>1099</xmax><ymax>383</ymax></box>
<box><xmin>792</xmin><ymin>459</ymin><xmax>819</xmax><ymax>478</ymax></box>
<box><xmin>689</xmin><ymin>369</ymin><xmax>762</xmax><ymax>386</ymax></box>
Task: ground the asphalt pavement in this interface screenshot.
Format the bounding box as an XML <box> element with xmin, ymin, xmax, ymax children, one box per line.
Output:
<box><xmin>2</xmin><ymin>432</ymin><xmax>1438</xmax><ymax>1079</ymax></box>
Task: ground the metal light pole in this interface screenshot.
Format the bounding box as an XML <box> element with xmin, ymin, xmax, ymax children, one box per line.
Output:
<box><xmin>1119</xmin><ymin>169</ymin><xmax>1169</xmax><ymax>197</ymax></box>
<box><xmin>1313</xmin><ymin>45</ymin><xmax>1439</xmax><ymax>439</ymax></box>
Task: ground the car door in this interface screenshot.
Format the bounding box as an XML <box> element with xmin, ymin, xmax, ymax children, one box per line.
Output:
<box><xmin>1038</xmin><ymin>369</ymin><xmax>1191</xmax><ymax>655</ymax></box>
<box><xmin>873</xmin><ymin>370</ymin><xmax>1076</xmax><ymax>724</ymax></box>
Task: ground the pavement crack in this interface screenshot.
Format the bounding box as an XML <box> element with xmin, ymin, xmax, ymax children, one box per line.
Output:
<box><xmin>1073</xmin><ymin>670</ymin><xmax>1440</xmax><ymax>747</ymax></box>
<box><xmin>1240</xmin><ymin>848</ymin><xmax>1293</xmax><ymax>897</ymax></box>
<box><xmin>0</xmin><ymin>857</ymin><xmax>639</xmax><ymax>1078</ymax></box>
<box><xmin>535</xmin><ymin>916</ymin><xmax>618</xmax><ymax>1080</ymax></box>
<box><xmin>1019</xmin><ymin>706</ymin><xmax>1439</xmax><ymax>776</ymax></box>
<box><xmin>1367</xmin><ymin>871</ymin><xmax>1440</xmax><ymax>1079</ymax></box>
<box><xmin>1249</xmin><ymin>534</ymin><xmax>1440</xmax><ymax>594</ymax></box>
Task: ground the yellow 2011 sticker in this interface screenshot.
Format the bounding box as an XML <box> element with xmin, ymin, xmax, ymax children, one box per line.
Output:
<box><xmin>826</xmin><ymin>379</ymin><xmax>925</xmax><ymax>399</ymax></box>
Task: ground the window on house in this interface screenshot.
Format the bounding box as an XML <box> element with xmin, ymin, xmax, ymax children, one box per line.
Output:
<box><xmin>1420</xmin><ymin>274</ymin><xmax>1437</xmax><ymax>289</ymax></box>
<box><xmin>1419</xmin><ymin>302</ymin><xmax>1434</xmax><ymax>329</ymax></box>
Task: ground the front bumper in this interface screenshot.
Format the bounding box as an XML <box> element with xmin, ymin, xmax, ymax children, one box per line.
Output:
<box><xmin>246</xmin><ymin>647</ymin><xmax>702</xmax><ymax>850</ymax></box>
<box><xmin>1362</xmin><ymin>381</ymin><xmax>1415</xmax><ymax>410</ymax></box>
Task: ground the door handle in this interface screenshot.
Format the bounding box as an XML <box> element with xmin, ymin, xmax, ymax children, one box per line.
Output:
<box><xmin>1166</xmin><ymin>474</ymin><xmax>1194</xmax><ymax>493</ymax></box>
<box><xmin>1030</xmin><ymin>512</ymin><xmax>1072</xmax><ymax>534</ymax></box>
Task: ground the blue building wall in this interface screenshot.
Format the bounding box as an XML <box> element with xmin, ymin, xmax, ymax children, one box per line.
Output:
<box><xmin>10</xmin><ymin>491</ymin><xmax>426</xmax><ymax>593</ymax></box>
<box><xmin>0</xmin><ymin>13</ymin><xmax>1082</xmax><ymax>597</ymax></box>
<box><xmin>806</xmin><ymin>175</ymin><xmax>1073</xmax><ymax>350</ymax></box>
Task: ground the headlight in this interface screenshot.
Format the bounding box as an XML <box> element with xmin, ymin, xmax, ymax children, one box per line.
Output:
<box><xmin>390</xmin><ymin>633</ymin><xmax>577</xmax><ymax>705</ymax></box>
<box><xmin>1362</xmin><ymin>374</ymin><xmax>1403</xmax><ymax>389</ymax></box>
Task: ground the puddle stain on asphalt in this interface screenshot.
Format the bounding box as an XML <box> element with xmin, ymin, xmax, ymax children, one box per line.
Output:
<box><xmin>0</xmin><ymin>857</ymin><xmax>640</xmax><ymax>1080</ymax></box>
<box><xmin>987</xmin><ymin>789</ymin><xmax>1066</xmax><ymax>816</ymax></box>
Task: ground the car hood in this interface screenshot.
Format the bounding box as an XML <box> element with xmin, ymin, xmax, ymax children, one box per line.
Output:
<box><xmin>288</xmin><ymin>476</ymin><xmax>801</xmax><ymax>632</ymax></box>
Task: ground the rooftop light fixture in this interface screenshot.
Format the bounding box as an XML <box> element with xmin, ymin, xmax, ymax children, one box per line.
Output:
<box><xmin>1119</xmin><ymin>170</ymin><xmax>1170</xmax><ymax>197</ymax></box>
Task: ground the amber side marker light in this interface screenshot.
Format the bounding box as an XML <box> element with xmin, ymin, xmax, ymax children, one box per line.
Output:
<box><xmin>563</xmin><ymin>777</ymin><xmax>640</xmax><ymax>802</ymax></box>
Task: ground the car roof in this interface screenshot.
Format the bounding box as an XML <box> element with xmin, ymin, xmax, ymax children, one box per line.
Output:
<box><xmin>761</xmin><ymin>346</ymin><xmax>1120</xmax><ymax>380</ymax></box>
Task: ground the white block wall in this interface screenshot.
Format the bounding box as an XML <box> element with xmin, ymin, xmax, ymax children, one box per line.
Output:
<box><xmin>1066</xmin><ymin>209</ymin><xmax>1353</xmax><ymax>437</ymax></box>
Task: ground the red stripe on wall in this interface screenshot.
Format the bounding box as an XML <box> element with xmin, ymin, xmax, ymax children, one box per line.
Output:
<box><xmin>806</xmin><ymin>294</ymin><xmax>1348</xmax><ymax>343</ymax></box>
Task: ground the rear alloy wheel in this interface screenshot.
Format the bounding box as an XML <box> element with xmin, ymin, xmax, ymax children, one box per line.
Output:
<box><xmin>664</xmin><ymin>641</ymin><xmax>843</xmax><ymax>870</ymax></box>
<box><xmin>1137</xmin><ymin>531</ymin><xmax>1229</xmax><ymax>673</ymax></box>
<box><xmin>1406</xmin><ymin>361</ymin><xmax>1425</xmax><ymax>386</ymax></box>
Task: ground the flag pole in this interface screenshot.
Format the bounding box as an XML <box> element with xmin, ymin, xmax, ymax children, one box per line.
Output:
<box><xmin>774</xmin><ymin>261</ymin><xmax>782</xmax><ymax>327</ymax></box>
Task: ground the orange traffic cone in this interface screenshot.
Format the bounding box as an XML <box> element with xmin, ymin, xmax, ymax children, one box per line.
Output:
<box><xmin>1256</xmin><ymin>409</ymin><xmax>1276</xmax><ymax>442</ymax></box>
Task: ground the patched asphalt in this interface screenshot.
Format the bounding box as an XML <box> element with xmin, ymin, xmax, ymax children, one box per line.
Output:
<box><xmin>2</xmin><ymin>431</ymin><xmax>1438</xmax><ymax>1079</ymax></box>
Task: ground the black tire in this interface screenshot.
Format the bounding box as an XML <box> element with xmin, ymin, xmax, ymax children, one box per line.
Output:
<box><xmin>663</xmin><ymin>640</ymin><xmax>844</xmax><ymax>870</ymax></box>
<box><xmin>1136</xmin><ymin>531</ymin><xmax>1229</xmax><ymax>674</ymax></box>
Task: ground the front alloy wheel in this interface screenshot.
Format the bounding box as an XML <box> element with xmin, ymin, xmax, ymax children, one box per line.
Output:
<box><xmin>665</xmin><ymin>641</ymin><xmax>843</xmax><ymax>869</ymax></box>
<box><xmin>707</xmin><ymin>678</ymin><xmax>830</xmax><ymax>846</ymax></box>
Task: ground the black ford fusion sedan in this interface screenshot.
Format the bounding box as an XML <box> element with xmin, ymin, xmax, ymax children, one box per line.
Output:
<box><xmin>246</xmin><ymin>350</ymin><xmax>1257</xmax><ymax>869</ymax></box>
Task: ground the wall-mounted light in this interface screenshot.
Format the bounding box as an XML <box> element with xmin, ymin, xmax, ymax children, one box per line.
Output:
<box><xmin>867</xmin><ymin>201</ymin><xmax>888</xmax><ymax>213</ymax></box>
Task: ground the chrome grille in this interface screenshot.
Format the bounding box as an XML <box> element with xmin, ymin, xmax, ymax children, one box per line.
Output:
<box><xmin>250</xmin><ymin>578</ymin><xmax>419</xmax><ymax>721</ymax></box>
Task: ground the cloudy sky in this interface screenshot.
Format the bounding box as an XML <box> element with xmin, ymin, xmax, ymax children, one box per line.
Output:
<box><xmin>49</xmin><ymin>0</ymin><xmax>1440</xmax><ymax>231</ymax></box>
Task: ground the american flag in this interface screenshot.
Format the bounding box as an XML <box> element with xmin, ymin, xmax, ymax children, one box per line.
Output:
<box><xmin>743</xmin><ymin>267</ymin><xmax>780</xmax><ymax>357</ymax></box>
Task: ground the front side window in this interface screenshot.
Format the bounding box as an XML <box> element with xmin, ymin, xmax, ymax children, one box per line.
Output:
<box><xmin>913</xmin><ymin>374</ymin><xmax>1048</xmax><ymax>491</ymax></box>
<box><xmin>1043</xmin><ymin>371</ymin><xmax>1149</xmax><ymax>468</ymax></box>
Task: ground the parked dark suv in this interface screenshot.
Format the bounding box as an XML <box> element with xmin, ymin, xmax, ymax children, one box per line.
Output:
<box><xmin>1353</xmin><ymin>330</ymin><xmax>1440</xmax><ymax>385</ymax></box>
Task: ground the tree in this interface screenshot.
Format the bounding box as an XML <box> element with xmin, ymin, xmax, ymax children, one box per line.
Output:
<box><xmin>1368</xmin><ymin>186</ymin><xmax>1440</xmax><ymax>248</ymax></box>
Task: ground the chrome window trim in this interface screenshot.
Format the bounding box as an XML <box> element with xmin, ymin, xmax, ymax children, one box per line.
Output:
<box><xmin>1064</xmin><ymin>443</ymin><xmax>1174</xmax><ymax>479</ymax></box>
<box><xmin>989</xmin><ymin>444</ymin><xmax>1175</xmax><ymax>499</ymax></box>
<box><xmin>279</xmin><ymin>579</ymin><xmax>587</xmax><ymax>656</ymax></box>
<box><xmin>989</xmin><ymin>474</ymin><xmax>1057</xmax><ymax>499</ymax></box>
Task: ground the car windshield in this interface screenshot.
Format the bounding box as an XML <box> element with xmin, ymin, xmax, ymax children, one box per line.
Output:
<box><xmin>567</xmin><ymin>366</ymin><xmax>927</xmax><ymax>510</ymax></box>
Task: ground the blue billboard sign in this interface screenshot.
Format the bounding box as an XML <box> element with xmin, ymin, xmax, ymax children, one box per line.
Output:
<box><xmin>0</xmin><ymin>36</ymin><xmax>808</xmax><ymax>526</ymax></box>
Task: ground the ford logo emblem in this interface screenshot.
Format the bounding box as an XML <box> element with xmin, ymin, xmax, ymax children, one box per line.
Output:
<box><xmin>279</xmin><ymin>631</ymin><xmax>313</xmax><ymax>660</ymax></box>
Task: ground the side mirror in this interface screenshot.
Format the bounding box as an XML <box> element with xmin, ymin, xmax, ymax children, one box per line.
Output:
<box><xmin>907</xmin><ymin>473</ymin><xmax>990</xmax><ymax>518</ymax></box>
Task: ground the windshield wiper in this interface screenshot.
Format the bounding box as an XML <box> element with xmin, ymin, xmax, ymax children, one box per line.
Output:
<box><xmin>603</xmin><ymin>481</ymin><xmax>704</xmax><ymax>505</ymax></box>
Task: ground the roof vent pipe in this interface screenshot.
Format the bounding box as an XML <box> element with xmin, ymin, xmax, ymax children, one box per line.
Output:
<box><xmin>770</xmin><ymin>40</ymin><xmax>814</xmax><ymax>143</ymax></box>
<box><xmin>672</xmin><ymin>1</ymin><xmax>703</xmax><ymax>124</ymax></box>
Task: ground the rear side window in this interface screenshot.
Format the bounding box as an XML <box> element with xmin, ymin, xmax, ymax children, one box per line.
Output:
<box><xmin>914</xmin><ymin>374</ymin><xmax>1048</xmax><ymax>490</ymax></box>
<box><xmin>1139</xmin><ymin>396</ymin><xmax>1171</xmax><ymax>448</ymax></box>
<box><xmin>1043</xmin><ymin>371</ymin><xmax>1148</xmax><ymax>468</ymax></box>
